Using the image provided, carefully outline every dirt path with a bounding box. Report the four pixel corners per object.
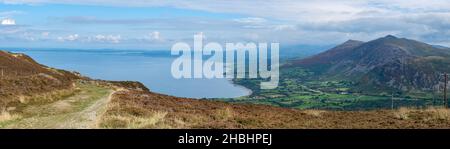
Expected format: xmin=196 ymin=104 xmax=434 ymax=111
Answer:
xmin=2 ymin=84 xmax=117 ymax=129
xmin=54 ymin=90 xmax=115 ymax=128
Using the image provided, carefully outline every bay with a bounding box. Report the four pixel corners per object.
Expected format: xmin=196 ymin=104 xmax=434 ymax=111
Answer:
xmin=8 ymin=48 xmax=250 ymax=98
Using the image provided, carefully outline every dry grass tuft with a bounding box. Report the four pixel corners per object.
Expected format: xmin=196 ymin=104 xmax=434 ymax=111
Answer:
xmin=394 ymin=107 xmax=450 ymax=121
xmin=303 ymin=110 xmax=326 ymax=117
xmin=426 ymin=107 xmax=450 ymax=120
xmin=26 ymin=88 xmax=78 ymax=104
xmin=214 ymin=107 xmax=234 ymax=121
xmin=100 ymin=111 xmax=168 ymax=129
xmin=99 ymin=98 xmax=170 ymax=128
xmin=0 ymin=110 xmax=21 ymax=122
xmin=394 ymin=107 xmax=411 ymax=120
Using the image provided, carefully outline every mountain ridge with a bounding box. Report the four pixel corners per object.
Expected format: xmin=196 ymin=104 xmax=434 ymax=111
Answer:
xmin=287 ymin=35 xmax=450 ymax=93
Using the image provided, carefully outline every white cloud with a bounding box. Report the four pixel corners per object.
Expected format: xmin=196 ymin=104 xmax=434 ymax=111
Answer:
xmin=273 ymin=25 xmax=296 ymax=31
xmin=233 ymin=17 xmax=269 ymax=29
xmin=234 ymin=17 xmax=267 ymax=24
xmin=3 ymin=0 xmax=450 ymax=23
xmin=145 ymin=31 xmax=161 ymax=41
xmin=140 ymin=31 xmax=168 ymax=44
xmin=41 ymin=31 xmax=50 ymax=37
xmin=0 ymin=0 xmax=414 ymax=22
xmin=57 ymin=34 xmax=122 ymax=43
xmin=90 ymin=34 xmax=121 ymax=43
xmin=0 ymin=10 xmax=24 ymax=17
xmin=57 ymin=34 xmax=79 ymax=42
xmin=2 ymin=0 xmax=450 ymax=46
xmin=1 ymin=18 xmax=16 ymax=25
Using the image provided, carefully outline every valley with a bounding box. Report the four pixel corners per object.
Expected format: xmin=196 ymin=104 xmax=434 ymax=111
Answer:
xmin=228 ymin=35 xmax=449 ymax=110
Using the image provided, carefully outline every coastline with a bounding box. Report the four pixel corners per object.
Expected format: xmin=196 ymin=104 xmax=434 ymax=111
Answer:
xmin=227 ymin=78 xmax=253 ymax=98
xmin=223 ymin=66 xmax=253 ymax=98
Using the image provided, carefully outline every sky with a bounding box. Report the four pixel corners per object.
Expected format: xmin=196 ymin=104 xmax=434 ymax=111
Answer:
xmin=1 ymin=0 xmax=450 ymax=49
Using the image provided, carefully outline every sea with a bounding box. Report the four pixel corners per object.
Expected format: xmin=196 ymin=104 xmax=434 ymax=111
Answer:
xmin=6 ymin=48 xmax=251 ymax=99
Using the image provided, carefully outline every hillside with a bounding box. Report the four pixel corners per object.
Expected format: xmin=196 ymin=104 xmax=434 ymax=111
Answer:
xmin=100 ymin=89 xmax=450 ymax=128
xmin=288 ymin=35 xmax=450 ymax=93
xmin=0 ymin=50 xmax=81 ymax=109
xmin=231 ymin=35 xmax=450 ymax=110
xmin=1 ymin=50 xmax=450 ymax=128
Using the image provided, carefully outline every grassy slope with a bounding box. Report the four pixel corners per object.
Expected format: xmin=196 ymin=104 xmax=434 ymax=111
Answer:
xmin=1 ymin=81 xmax=449 ymax=129
xmin=0 ymin=50 xmax=80 ymax=109
xmin=98 ymin=89 xmax=450 ymax=128
xmin=0 ymin=82 xmax=112 ymax=128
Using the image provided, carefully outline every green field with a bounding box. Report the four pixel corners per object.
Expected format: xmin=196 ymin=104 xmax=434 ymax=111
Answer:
xmin=223 ymin=67 xmax=443 ymax=110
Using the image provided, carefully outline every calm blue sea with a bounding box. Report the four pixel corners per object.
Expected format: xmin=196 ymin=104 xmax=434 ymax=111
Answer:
xmin=7 ymin=48 xmax=250 ymax=98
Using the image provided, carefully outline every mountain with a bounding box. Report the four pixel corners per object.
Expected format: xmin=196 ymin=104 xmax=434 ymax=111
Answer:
xmin=287 ymin=35 xmax=450 ymax=93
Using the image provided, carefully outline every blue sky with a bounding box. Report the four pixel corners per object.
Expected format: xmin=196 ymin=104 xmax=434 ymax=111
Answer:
xmin=1 ymin=0 xmax=450 ymax=49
